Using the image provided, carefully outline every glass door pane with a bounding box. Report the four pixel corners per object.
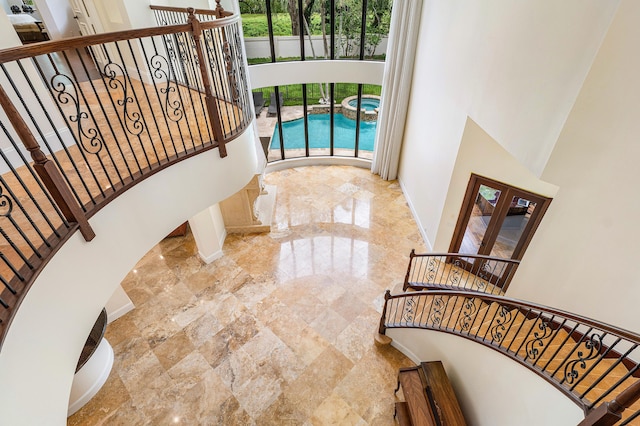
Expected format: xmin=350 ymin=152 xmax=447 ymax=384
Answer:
xmin=489 ymin=197 xmax=536 ymax=259
xmin=459 ymin=184 xmax=502 ymax=254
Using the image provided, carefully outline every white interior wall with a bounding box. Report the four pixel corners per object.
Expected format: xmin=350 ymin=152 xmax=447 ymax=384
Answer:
xmin=33 ymin=0 xmax=78 ymax=39
xmin=398 ymin=0 xmax=618 ymax=249
xmin=509 ymin=0 xmax=640 ymax=332
xmin=0 ymin=131 xmax=258 ymax=425
xmin=432 ymin=118 xmax=559 ymax=251
xmin=388 ymin=328 xmax=584 ymax=425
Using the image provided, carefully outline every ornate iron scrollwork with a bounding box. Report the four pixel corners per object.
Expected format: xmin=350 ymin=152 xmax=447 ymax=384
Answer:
xmin=490 ymin=305 xmax=513 ymax=343
xmin=222 ymin=39 xmax=240 ymax=102
xmin=0 ymin=185 xmax=12 ymax=218
xmin=425 ymin=257 xmax=438 ymax=283
xmin=563 ymin=333 xmax=603 ymax=384
xmin=50 ymin=74 xmax=103 ymax=155
xmin=103 ymin=62 xmax=144 ymax=137
xmin=472 ymin=260 xmax=492 ymax=291
xmin=448 ymin=259 xmax=463 ymax=286
xmin=525 ymin=317 xmax=554 ymax=361
xmin=429 ymin=295 xmax=445 ymax=326
xmin=150 ymin=54 xmax=184 ymax=123
xmin=458 ymin=297 xmax=478 ymax=331
xmin=402 ymin=297 xmax=416 ymax=323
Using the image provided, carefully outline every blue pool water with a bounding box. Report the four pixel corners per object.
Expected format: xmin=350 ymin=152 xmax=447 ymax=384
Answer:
xmin=348 ymin=98 xmax=380 ymax=111
xmin=271 ymin=114 xmax=377 ymax=151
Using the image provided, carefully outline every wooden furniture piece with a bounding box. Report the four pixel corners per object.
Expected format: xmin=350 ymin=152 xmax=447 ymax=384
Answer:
xmin=166 ymin=222 xmax=188 ymax=238
xmin=394 ymin=361 xmax=467 ymax=426
xmin=7 ymin=14 xmax=48 ymax=43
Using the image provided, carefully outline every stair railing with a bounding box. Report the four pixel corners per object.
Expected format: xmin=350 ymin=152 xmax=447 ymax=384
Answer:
xmin=404 ymin=249 xmax=520 ymax=294
xmin=0 ymin=7 xmax=252 ymax=347
xmin=579 ymin=380 xmax=640 ymax=425
xmin=151 ymin=1 xmax=232 ymax=25
xmin=379 ymin=289 xmax=640 ymax=424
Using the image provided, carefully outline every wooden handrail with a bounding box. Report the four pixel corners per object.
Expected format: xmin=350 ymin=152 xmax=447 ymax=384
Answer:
xmin=0 ymin=15 xmax=238 ymax=64
xmin=384 ymin=290 xmax=640 ymax=343
xmin=381 ymin=288 xmax=640 ymax=422
xmin=410 ymin=251 xmax=521 ymax=265
xmin=150 ymin=2 xmax=233 ymax=19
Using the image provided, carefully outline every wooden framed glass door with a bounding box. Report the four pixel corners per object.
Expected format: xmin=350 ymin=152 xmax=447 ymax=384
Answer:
xmin=449 ymin=174 xmax=552 ymax=289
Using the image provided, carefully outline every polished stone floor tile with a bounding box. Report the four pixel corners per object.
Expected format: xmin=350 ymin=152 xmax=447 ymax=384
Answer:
xmin=68 ymin=165 xmax=424 ymax=425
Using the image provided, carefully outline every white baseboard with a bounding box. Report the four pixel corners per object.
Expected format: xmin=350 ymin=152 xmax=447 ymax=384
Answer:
xmin=389 ymin=336 xmax=421 ymax=365
xmin=265 ymin=156 xmax=371 ymax=173
xmin=199 ymin=248 xmax=223 ymax=264
xmin=198 ymin=229 xmax=226 ymax=264
xmin=106 ymin=301 xmax=135 ymax=324
xmin=398 ymin=177 xmax=433 ymax=252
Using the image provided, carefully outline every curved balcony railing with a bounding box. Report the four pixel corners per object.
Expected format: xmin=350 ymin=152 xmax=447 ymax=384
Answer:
xmin=403 ymin=249 xmax=521 ymax=294
xmin=380 ymin=289 xmax=640 ymax=425
xmin=0 ymin=7 xmax=252 ymax=347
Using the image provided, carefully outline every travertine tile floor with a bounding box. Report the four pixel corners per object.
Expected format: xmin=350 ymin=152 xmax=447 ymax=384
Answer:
xmin=68 ymin=165 xmax=426 ymax=425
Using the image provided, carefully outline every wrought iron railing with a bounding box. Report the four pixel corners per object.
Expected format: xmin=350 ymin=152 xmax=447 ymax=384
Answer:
xmin=0 ymin=7 xmax=252 ymax=347
xmin=403 ymin=249 xmax=520 ymax=294
xmin=379 ymin=290 xmax=640 ymax=424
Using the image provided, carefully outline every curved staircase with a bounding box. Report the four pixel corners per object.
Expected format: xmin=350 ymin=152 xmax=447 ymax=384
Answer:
xmin=380 ymin=252 xmax=640 ymax=425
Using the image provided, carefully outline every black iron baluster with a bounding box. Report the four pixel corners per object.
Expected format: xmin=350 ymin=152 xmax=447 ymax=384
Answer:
xmin=579 ymin=343 xmax=638 ymax=400
xmin=589 ymin=364 xmax=640 ymax=408
xmin=532 ymin=318 xmax=567 ymax=368
xmin=514 ymin=311 xmax=544 ymax=358
xmin=96 ymin=47 xmax=145 ymax=174
xmin=112 ymin=42 xmax=157 ymax=167
xmin=58 ymin=49 xmax=112 ymax=198
xmin=126 ymin=39 xmax=169 ymax=161
xmin=568 ymin=336 xmax=620 ymax=390
xmin=0 ymin=129 xmax=61 ymax=238
xmin=560 ymin=331 xmax=603 ymax=385
xmin=0 ymin=174 xmax=46 ymax=255
xmin=523 ymin=315 xmax=555 ymax=363
xmin=155 ymin=34 xmax=190 ymax=154
xmin=505 ymin=308 xmax=532 ymax=353
xmin=78 ymin=47 xmax=133 ymax=184
xmin=540 ymin=322 xmax=580 ymax=372
xmin=26 ymin=58 xmax=97 ymax=208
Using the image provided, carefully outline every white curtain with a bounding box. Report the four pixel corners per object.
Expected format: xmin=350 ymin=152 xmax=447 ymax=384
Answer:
xmin=372 ymin=0 xmax=423 ymax=180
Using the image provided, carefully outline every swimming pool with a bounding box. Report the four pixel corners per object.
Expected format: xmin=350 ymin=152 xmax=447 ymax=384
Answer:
xmin=348 ymin=98 xmax=380 ymax=111
xmin=270 ymin=114 xmax=377 ymax=151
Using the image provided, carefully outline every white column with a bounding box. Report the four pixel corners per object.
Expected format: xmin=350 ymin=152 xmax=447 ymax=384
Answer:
xmin=67 ymin=338 xmax=114 ymax=416
xmin=189 ymin=204 xmax=227 ymax=264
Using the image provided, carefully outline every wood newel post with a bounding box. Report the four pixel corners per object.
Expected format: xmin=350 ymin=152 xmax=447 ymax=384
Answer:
xmin=403 ymin=249 xmax=415 ymax=290
xmin=379 ymin=290 xmax=391 ymax=335
xmin=0 ymin=84 xmax=95 ymax=241
xmin=187 ymin=8 xmax=228 ymax=158
xmin=578 ymin=380 xmax=640 ymax=426
xmin=213 ymin=0 xmax=233 ymax=18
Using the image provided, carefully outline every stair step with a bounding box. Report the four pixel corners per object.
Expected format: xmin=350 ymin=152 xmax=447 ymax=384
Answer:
xmin=394 ymin=402 xmax=411 ymax=426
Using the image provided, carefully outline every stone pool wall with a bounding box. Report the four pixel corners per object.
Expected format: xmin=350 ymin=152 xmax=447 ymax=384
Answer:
xmin=306 ymin=95 xmax=380 ymax=122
